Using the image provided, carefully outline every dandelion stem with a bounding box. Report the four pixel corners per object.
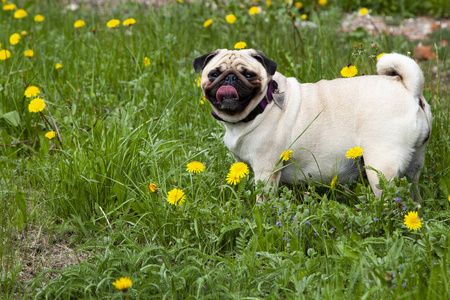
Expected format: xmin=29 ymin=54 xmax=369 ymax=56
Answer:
xmin=356 ymin=158 xmax=365 ymax=186
xmin=0 ymin=139 xmax=39 ymax=147
xmin=39 ymin=111 xmax=53 ymax=132
xmin=195 ymin=174 xmax=207 ymax=212
xmin=45 ymin=106 xmax=63 ymax=149
xmin=287 ymin=6 xmax=306 ymax=62
xmin=195 ymin=175 xmax=203 ymax=198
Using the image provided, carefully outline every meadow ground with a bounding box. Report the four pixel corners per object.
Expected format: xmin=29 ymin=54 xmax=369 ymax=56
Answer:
xmin=1 ymin=0 xmax=449 ymax=299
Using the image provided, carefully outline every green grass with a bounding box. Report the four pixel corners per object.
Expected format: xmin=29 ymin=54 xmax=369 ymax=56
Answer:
xmin=1 ymin=0 xmax=449 ymax=299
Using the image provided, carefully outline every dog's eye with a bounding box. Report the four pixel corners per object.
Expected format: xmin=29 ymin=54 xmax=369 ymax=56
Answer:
xmin=244 ymin=72 xmax=257 ymax=80
xmin=208 ymin=71 xmax=220 ymax=81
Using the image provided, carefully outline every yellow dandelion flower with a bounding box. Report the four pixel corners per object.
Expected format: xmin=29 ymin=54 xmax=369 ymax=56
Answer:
xmin=318 ymin=0 xmax=327 ymax=6
xmin=294 ymin=2 xmax=303 ymax=8
xmin=112 ymin=277 xmax=132 ymax=291
xmin=340 ymin=65 xmax=358 ymax=78
xmin=144 ymin=57 xmax=150 ymax=67
xmin=203 ymin=19 xmax=213 ymax=28
xmin=448 ymin=195 xmax=450 ymax=202
xmin=0 ymin=49 xmax=11 ymax=60
xmin=330 ymin=175 xmax=337 ymax=188
xmin=195 ymin=76 xmax=201 ymax=87
xmin=45 ymin=131 xmax=56 ymax=140
xmin=280 ymin=150 xmax=293 ymax=161
xmin=123 ymin=18 xmax=136 ymax=26
xmin=24 ymin=86 xmax=40 ymax=98
xmin=200 ymin=96 xmax=206 ymax=105
xmin=301 ymin=14 xmax=307 ymax=20
xmin=177 ymin=0 xmax=183 ymax=2
xmin=226 ymin=14 xmax=236 ymax=24
xmin=34 ymin=14 xmax=45 ymax=22
xmin=266 ymin=0 xmax=272 ymax=6
xmin=106 ymin=19 xmax=120 ymax=28
xmin=28 ymin=98 xmax=46 ymax=113
xmin=226 ymin=171 xmax=241 ymax=185
xmin=186 ymin=161 xmax=205 ymax=174
xmin=55 ymin=63 xmax=63 ymax=69
xmin=9 ymin=33 xmax=21 ymax=45
xmin=403 ymin=211 xmax=423 ymax=231
xmin=21 ymin=31 xmax=27 ymax=36
xmin=346 ymin=146 xmax=363 ymax=160
xmin=377 ymin=53 xmax=386 ymax=60
xmin=359 ymin=8 xmax=369 ymax=16
xmin=229 ymin=162 xmax=249 ymax=179
xmin=167 ymin=188 xmax=186 ymax=206
xmin=148 ymin=183 xmax=157 ymax=193
xmin=234 ymin=41 xmax=247 ymax=50
xmin=24 ymin=49 xmax=34 ymax=58
xmin=249 ymin=6 xmax=260 ymax=15
xmin=14 ymin=8 xmax=27 ymax=18
xmin=74 ymin=19 xmax=86 ymax=28
xmin=3 ymin=4 xmax=16 ymax=11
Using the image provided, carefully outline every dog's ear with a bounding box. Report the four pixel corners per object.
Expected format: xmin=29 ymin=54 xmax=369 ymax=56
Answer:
xmin=252 ymin=51 xmax=277 ymax=75
xmin=193 ymin=50 xmax=219 ymax=73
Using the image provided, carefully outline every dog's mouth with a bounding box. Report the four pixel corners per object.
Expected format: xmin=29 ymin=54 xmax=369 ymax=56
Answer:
xmin=216 ymin=86 xmax=239 ymax=103
xmin=204 ymin=71 xmax=262 ymax=115
xmin=207 ymin=87 xmax=256 ymax=114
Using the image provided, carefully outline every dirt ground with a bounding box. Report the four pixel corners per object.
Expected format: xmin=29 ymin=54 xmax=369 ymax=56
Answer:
xmin=342 ymin=14 xmax=450 ymax=42
xmin=5 ymin=224 xmax=91 ymax=295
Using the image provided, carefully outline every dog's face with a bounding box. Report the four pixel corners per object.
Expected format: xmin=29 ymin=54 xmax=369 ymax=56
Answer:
xmin=193 ymin=49 xmax=277 ymax=122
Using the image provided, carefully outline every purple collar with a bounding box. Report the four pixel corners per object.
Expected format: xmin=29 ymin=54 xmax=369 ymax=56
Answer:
xmin=211 ymin=80 xmax=277 ymax=123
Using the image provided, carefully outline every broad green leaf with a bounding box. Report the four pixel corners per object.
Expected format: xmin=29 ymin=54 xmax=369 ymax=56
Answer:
xmin=1 ymin=111 xmax=21 ymax=127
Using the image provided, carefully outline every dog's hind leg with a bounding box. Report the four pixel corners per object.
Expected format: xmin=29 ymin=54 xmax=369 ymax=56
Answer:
xmin=403 ymin=145 xmax=427 ymax=202
xmin=362 ymin=148 xmax=404 ymax=199
xmin=365 ymin=164 xmax=398 ymax=199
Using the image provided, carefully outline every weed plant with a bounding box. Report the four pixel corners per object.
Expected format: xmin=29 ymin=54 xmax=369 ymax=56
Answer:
xmin=1 ymin=0 xmax=449 ymax=299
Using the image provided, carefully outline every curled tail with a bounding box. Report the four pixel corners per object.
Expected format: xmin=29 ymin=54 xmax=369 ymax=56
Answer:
xmin=377 ymin=53 xmax=424 ymax=98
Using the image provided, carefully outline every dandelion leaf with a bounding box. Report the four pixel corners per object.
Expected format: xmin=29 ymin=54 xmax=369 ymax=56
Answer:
xmin=1 ymin=130 xmax=11 ymax=145
xmin=365 ymin=166 xmax=388 ymax=189
xmin=1 ymin=110 xmax=21 ymax=127
xmin=113 ymin=182 xmax=127 ymax=204
xmin=438 ymin=174 xmax=450 ymax=200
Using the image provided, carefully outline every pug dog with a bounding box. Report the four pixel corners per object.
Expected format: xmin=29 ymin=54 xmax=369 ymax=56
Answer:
xmin=193 ymin=49 xmax=432 ymax=199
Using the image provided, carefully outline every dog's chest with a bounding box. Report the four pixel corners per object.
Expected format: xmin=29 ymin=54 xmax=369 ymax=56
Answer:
xmin=223 ymin=125 xmax=254 ymax=164
xmin=223 ymin=118 xmax=286 ymax=168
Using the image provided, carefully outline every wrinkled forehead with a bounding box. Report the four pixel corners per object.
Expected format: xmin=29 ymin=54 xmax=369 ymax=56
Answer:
xmin=206 ymin=50 xmax=263 ymax=73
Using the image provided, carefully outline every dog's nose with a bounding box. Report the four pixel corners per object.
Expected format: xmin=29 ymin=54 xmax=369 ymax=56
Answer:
xmin=225 ymin=74 xmax=238 ymax=83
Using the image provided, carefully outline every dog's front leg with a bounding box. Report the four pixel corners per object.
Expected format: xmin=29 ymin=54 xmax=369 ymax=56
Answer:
xmin=253 ymin=165 xmax=282 ymax=202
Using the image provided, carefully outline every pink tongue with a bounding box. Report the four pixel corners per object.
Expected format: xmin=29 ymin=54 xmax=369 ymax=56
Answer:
xmin=216 ymin=86 xmax=239 ymax=102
